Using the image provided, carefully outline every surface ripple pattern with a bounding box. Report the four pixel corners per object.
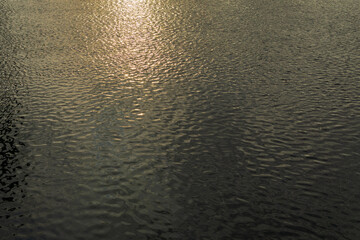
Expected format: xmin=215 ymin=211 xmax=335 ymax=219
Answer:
xmin=0 ymin=0 xmax=359 ymax=239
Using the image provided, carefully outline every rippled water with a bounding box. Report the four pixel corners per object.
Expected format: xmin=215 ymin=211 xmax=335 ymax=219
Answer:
xmin=1 ymin=0 xmax=359 ymax=239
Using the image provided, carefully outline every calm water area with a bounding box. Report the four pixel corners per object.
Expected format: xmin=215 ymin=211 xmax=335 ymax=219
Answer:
xmin=1 ymin=0 xmax=360 ymax=239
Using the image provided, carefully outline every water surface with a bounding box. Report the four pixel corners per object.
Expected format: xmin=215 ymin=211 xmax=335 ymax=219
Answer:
xmin=1 ymin=0 xmax=359 ymax=239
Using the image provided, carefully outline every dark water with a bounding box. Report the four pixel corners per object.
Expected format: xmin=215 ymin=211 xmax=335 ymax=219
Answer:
xmin=1 ymin=0 xmax=360 ymax=239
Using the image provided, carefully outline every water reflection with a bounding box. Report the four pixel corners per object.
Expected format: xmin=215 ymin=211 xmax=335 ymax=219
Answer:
xmin=0 ymin=5 xmax=27 ymax=236
xmin=0 ymin=92 xmax=26 ymax=222
xmin=1 ymin=0 xmax=360 ymax=239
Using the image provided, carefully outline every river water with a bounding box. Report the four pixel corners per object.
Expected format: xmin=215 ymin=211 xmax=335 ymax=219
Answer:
xmin=1 ymin=0 xmax=359 ymax=239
